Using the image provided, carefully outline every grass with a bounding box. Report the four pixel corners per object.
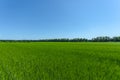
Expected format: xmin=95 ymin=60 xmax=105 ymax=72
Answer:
xmin=0 ymin=42 xmax=120 ymax=80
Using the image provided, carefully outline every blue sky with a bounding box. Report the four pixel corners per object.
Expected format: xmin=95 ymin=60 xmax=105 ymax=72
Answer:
xmin=0 ymin=0 xmax=120 ymax=39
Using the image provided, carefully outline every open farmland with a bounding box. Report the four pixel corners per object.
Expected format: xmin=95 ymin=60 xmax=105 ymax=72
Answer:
xmin=0 ymin=42 xmax=120 ymax=80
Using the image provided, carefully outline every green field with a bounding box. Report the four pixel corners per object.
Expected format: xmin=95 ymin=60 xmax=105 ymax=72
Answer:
xmin=0 ymin=42 xmax=120 ymax=80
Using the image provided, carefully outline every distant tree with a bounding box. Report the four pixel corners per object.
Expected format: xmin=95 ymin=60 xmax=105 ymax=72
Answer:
xmin=2 ymin=36 xmax=120 ymax=42
xmin=112 ymin=36 xmax=120 ymax=42
xmin=92 ymin=36 xmax=111 ymax=42
xmin=70 ymin=38 xmax=88 ymax=42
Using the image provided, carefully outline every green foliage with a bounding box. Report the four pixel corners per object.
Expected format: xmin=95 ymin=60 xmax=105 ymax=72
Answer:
xmin=1 ymin=36 xmax=120 ymax=42
xmin=0 ymin=42 xmax=120 ymax=80
xmin=92 ymin=36 xmax=111 ymax=42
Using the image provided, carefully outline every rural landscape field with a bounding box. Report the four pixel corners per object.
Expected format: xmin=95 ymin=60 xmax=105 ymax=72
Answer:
xmin=0 ymin=42 xmax=120 ymax=80
xmin=0 ymin=0 xmax=120 ymax=80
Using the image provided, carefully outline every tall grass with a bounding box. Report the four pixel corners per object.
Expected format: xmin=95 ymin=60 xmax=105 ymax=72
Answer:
xmin=0 ymin=42 xmax=120 ymax=80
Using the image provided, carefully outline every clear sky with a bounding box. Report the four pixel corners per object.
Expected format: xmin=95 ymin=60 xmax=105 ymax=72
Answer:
xmin=0 ymin=0 xmax=120 ymax=39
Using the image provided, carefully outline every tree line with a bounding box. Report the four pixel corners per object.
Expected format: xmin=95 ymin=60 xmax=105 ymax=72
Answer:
xmin=0 ymin=36 xmax=120 ymax=42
